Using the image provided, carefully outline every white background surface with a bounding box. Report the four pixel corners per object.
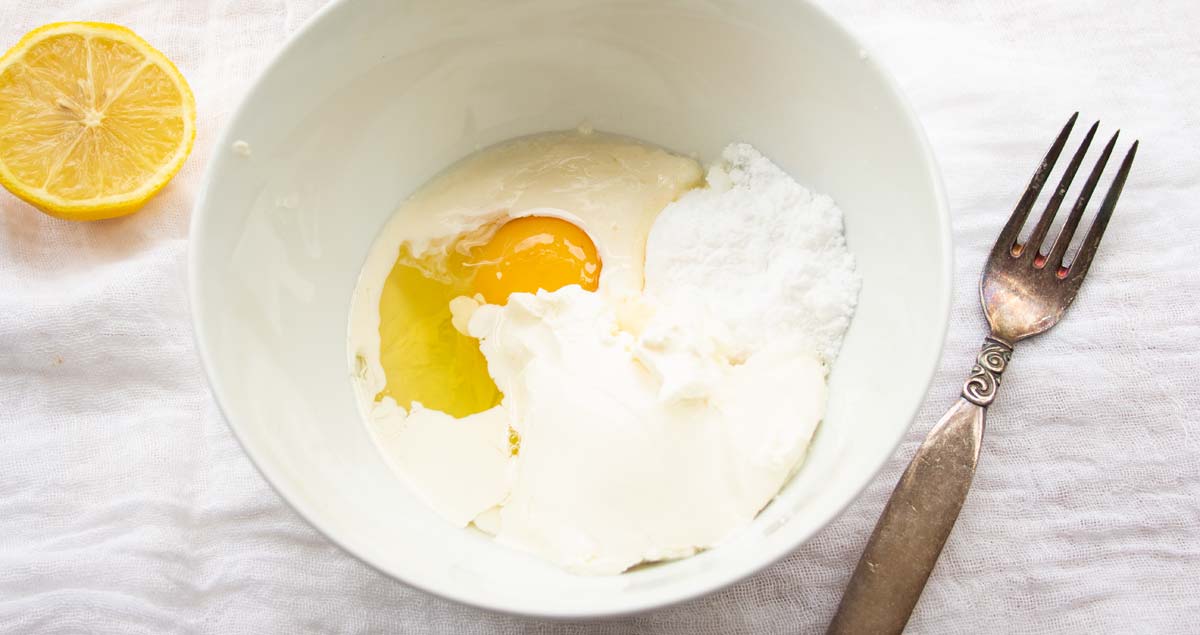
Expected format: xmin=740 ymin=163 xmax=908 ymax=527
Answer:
xmin=1 ymin=0 xmax=1197 ymax=633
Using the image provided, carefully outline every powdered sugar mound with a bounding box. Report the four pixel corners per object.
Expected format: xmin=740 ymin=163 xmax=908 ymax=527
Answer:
xmin=644 ymin=143 xmax=860 ymax=363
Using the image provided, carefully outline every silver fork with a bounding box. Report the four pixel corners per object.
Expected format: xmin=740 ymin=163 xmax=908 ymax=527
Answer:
xmin=827 ymin=114 xmax=1137 ymax=635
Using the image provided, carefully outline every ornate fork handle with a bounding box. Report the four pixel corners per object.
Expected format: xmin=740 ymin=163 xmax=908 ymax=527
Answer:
xmin=826 ymin=337 xmax=1013 ymax=635
xmin=963 ymin=337 xmax=1014 ymax=406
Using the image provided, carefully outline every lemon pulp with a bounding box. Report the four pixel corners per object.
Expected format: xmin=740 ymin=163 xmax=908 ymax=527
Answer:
xmin=0 ymin=22 xmax=196 ymax=220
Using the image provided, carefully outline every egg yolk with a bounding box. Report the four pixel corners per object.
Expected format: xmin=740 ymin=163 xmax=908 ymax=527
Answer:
xmin=469 ymin=216 xmax=601 ymax=304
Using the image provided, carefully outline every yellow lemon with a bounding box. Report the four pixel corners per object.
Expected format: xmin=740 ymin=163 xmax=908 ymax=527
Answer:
xmin=0 ymin=22 xmax=196 ymax=220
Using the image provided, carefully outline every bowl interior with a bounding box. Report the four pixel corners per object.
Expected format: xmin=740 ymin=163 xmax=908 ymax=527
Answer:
xmin=191 ymin=0 xmax=950 ymax=618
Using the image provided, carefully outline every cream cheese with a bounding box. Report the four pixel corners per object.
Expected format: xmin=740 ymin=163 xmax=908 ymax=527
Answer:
xmin=466 ymin=287 xmax=826 ymax=574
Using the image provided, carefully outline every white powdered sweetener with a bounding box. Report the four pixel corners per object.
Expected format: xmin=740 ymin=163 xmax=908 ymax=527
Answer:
xmin=646 ymin=143 xmax=859 ymax=362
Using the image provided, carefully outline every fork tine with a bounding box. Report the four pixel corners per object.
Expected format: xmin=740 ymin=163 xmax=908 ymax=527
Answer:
xmin=1022 ymin=121 xmax=1098 ymax=260
xmin=995 ymin=113 xmax=1078 ymax=256
xmin=1062 ymin=140 xmax=1137 ymax=280
xmin=1044 ymin=130 xmax=1119 ymax=269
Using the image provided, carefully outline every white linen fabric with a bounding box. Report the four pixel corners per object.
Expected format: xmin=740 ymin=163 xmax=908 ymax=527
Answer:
xmin=1 ymin=1 xmax=1197 ymax=633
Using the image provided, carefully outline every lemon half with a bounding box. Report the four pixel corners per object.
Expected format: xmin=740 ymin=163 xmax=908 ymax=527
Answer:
xmin=0 ymin=22 xmax=196 ymax=220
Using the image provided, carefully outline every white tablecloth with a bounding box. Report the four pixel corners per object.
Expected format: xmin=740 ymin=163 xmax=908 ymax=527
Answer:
xmin=2 ymin=1 xmax=1197 ymax=632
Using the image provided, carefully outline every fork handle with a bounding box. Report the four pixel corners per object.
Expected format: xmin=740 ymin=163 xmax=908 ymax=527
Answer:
xmin=827 ymin=338 xmax=1013 ymax=635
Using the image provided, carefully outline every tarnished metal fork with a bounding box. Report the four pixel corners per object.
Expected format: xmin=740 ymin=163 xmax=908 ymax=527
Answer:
xmin=827 ymin=114 xmax=1137 ymax=634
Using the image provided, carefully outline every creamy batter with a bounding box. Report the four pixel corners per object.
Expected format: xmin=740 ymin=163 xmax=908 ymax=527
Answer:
xmin=348 ymin=131 xmax=859 ymax=575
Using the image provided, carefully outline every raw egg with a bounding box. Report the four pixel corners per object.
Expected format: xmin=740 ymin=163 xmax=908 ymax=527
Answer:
xmin=376 ymin=247 xmax=501 ymax=419
xmin=469 ymin=216 xmax=601 ymax=305
xmin=374 ymin=215 xmax=600 ymax=418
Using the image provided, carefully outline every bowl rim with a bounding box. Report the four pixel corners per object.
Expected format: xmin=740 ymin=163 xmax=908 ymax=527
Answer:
xmin=188 ymin=0 xmax=953 ymax=620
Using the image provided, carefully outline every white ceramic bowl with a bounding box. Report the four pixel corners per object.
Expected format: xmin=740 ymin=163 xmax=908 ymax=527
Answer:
xmin=190 ymin=0 xmax=951 ymax=618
